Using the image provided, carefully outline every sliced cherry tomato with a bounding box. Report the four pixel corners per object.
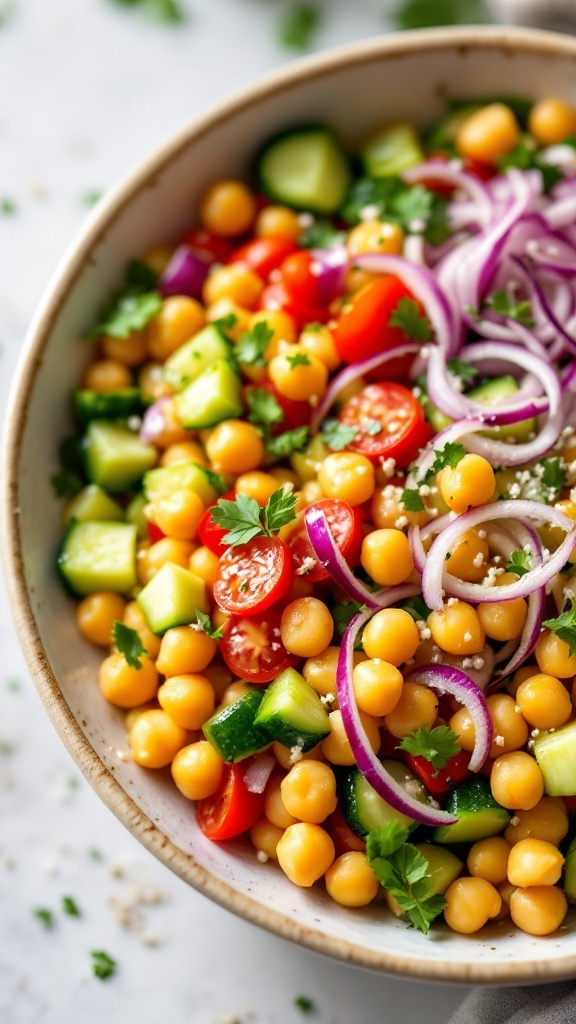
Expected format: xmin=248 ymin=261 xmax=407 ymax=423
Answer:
xmin=289 ymin=498 xmax=363 ymax=583
xmin=213 ymin=535 xmax=293 ymax=616
xmin=326 ymin=806 xmax=366 ymax=856
xmin=280 ymin=250 xmax=323 ymax=308
xmin=229 ymin=238 xmax=298 ymax=279
xmin=259 ymin=280 xmax=330 ymax=327
xmin=147 ymin=521 xmax=166 ymax=544
xmin=464 ymin=157 xmax=495 ymax=182
xmin=197 ymin=762 xmax=265 ymax=840
xmin=179 ymin=227 xmax=233 ymax=264
xmin=332 ymin=276 xmax=420 ymax=365
xmin=219 ymin=607 xmax=298 ymax=683
xmin=339 ymin=381 xmax=431 ymax=467
xmin=405 ymin=750 xmax=472 ymax=797
xmin=197 ymin=489 xmax=236 ymax=557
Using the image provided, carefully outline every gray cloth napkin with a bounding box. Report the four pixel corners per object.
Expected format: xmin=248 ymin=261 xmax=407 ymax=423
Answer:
xmin=450 ymin=983 xmax=576 ymax=1024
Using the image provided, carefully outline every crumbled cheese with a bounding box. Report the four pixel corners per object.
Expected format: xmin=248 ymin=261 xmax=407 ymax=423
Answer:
xmin=256 ymin=851 xmax=269 ymax=864
xmin=308 ymin=395 xmax=318 ymax=408
xmin=359 ymin=203 xmax=381 ymax=222
xmin=478 ymin=530 xmax=487 ymax=540
xmin=463 ymin=631 xmax=472 ymax=642
xmin=472 ymin=552 xmax=485 ymax=568
xmin=141 ymin=930 xmax=161 ymax=947
xmin=419 ymin=484 xmax=431 ymax=497
xmin=297 ymin=212 xmax=313 ymax=228
xmin=447 ymin=597 xmax=458 ymax=607
xmin=295 ymin=556 xmax=315 ymax=576
xmin=494 ymin=734 xmax=505 ymax=747
xmin=381 ymin=457 xmax=396 ymax=478
xmin=320 ymin=692 xmax=335 ymax=707
xmin=510 ymin=816 xmax=520 ymax=827
xmin=416 ymin=621 xmax=432 ymax=641
xmin=394 ymin=515 xmax=408 ymax=529
xmin=472 ymin=656 xmax=484 ymax=670
xmin=289 ymin=744 xmax=304 ymax=764
xmin=530 ymin=728 xmax=541 ymax=738
xmin=508 ymin=483 xmax=521 ymax=498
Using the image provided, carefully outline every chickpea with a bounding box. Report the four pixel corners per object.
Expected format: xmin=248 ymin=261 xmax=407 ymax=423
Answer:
xmin=371 ymin=484 xmax=429 ymax=531
xmin=200 ymin=180 xmax=256 ymax=237
xmin=322 ymin=709 xmax=381 ymax=766
xmin=205 ymin=419 xmax=265 ymax=475
xmin=362 ymin=608 xmax=419 ymax=665
xmin=509 ymin=886 xmax=568 ymax=936
xmin=280 ymin=761 xmax=338 ymax=824
xmin=507 ymin=839 xmax=564 ymax=888
xmin=203 ymin=263 xmax=264 ymax=310
xmin=384 ymin=682 xmax=438 ymax=739
xmin=83 ymin=359 xmax=132 ymax=392
xmin=157 ymin=674 xmax=215 ymax=730
xmin=535 ymin=629 xmax=576 ymax=679
xmin=77 ymin=592 xmax=126 ymax=647
xmin=137 ymin=537 xmax=196 ymax=586
xmin=138 ymin=361 xmax=173 ymax=404
xmin=219 ymin=681 xmax=254 ymax=708
xmin=160 ymin=441 xmax=209 ymax=469
xmin=123 ymin=600 xmax=161 ymax=659
xmin=171 ymin=740 xmax=224 ymax=799
xmin=446 ymin=530 xmax=490 ymax=583
xmin=280 ymin=598 xmax=334 ymax=658
xmin=487 ymin=693 xmax=530 ymax=758
xmin=147 ymin=296 xmax=206 ymax=362
xmin=129 ymin=709 xmax=190 ymax=768
xmin=491 ymin=752 xmax=544 ymax=811
xmin=303 ymin=645 xmax=366 ymax=698
xmin=249 ymin=818 xmax=284 ymax=861
xmin=272 ymin=741 xmax=326 ymax=770
xmin=346 ymin=220 xmax=404 ymax=258
xmin=456 ymin=103 xmax=521 ymax=166
xmin=477 ymin=595 xmax=528 ymax=643
xmin=318 ymin=452 xmax=375 ymax=506
xmin=268 ymin=346 xmax=328 ymax=403
xmin=299 ymin=324 xmax=340 ymax=372
xmin=360 ymin=529 xmax=414 ymax=587
xmin=438 ymin=454 xmax=495 ymax=513
xmin=151 ymin=489 xmax=205 ymax=542
xmin=467 ymin=836 xmax=511 ymax=885
xmin=206 ymin=299 xmax=252 ymax=341
xmin=235 ymin=472 xmax=283 ymax=506
xmin=255 ymin=205 xmax=301 ymax=241
xmin=529 ymin=97 xmax=576 ymax=145
xmin=276 ymin=823 xmax=335 ymax=887
xmin=325 ymin=852 xmax=379 ymax=907
xmin=352 ymin=659 xmax=404 ymax=718
xmin=504 ymin=797 xmax=569 ymax=847
xmin=428 ymin=601 xmax=485 ymax=656
xmin=156 ymin=626 xmax=216 ymax=676
xmin=444 ymin=877 xmax=502 ymax=934
xmin=515 ymin=673 xmax=572 ymax=731
xmin=99 ymin=653 xmax=158 ymax=708
xmin=264 ymin=775 xmax=299 ymax=829
xmin=102 ymin=330 xmax=148 ymax=367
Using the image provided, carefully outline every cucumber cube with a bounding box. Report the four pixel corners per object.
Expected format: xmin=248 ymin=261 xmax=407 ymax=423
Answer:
xmin=125 ymin=492 xmax=148 ymax=540
xmin=73 ymin=387 xmax=142 ymax=425
xmin=433 ymin=777 xmax=510 ymax=845
xmin=63 ymin=484 xmax=124 ymax=529
xmin=137 ymin=563 xmax=209 ymax=635
xmin=413 ymin=844 xmax=463 ymax=896
xmin=163 ymin=325 xmax=232 ymax=392
xmin=203 ymin=689 xmax=270 ymax=763
xmin=174 ymin=359 xmax=244 ymax=430
xmin=83 ymin=421 xmax=157 ymax=494
xmin=58 ymin=521 xmax=137 ymax=596
xmin=534 ymin=721 xmax=576 ymax=796
xmin=254 ymin=668 xmax=330 ymax=752
xmin=361 ymin=122 xmax=424 ymax=178
xmin=143 ymin=461 xmax=219 ymax=507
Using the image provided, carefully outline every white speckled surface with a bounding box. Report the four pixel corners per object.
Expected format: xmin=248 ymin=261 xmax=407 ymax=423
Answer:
xmin=0 ymin=3 xmax=474 ymax=1021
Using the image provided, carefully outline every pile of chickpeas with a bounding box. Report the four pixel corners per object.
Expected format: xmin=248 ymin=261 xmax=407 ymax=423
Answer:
xmin=69 ymin=95 xmax=576 ymax=937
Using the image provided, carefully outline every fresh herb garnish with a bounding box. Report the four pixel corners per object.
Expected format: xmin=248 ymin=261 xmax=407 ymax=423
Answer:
xmin=213 ymin=312 xmax=239 ymax=333
xmin=366 ymin=822 xmax=447 ymax=935
xmin=321 ymin=419 xmax=358 ymax=451
xmin=541 ymin=457 xmax=567 ymax=496
xmin=0 ymin=197 xmax=16 ymax=215
xmin=295 ymin=995 xmax=316 ymax=1014
xmin=107 ymin=0 xmax=184 ymax=23
xmin=341 ymin=176 xmax=449 ymax=245
xmin=505 ymin=549 xmax=533 ymax=577
xmin=210 ymin=488 xmax=297 ymax=546
xmin=62 ymin=896 xmax=81 ymax=917
xmin=332 ymin=600 xmax=366 ymax=647
xmin=245 ymin=387 xmax=307 ymax=460
xmin=90 ymin=261 xmax=161 ymax=339
xmin=365 ymin=419 xmax=383 ymax=436
xmin=286 ymin=351 xmax=311 ymax=370
xmin=399 ymin=725 xmax=460 ymax=770
xmin=543 ymin=598 xmax=576 ymax=657
xmin=391 ymin=0 xmax=489 ymax=29
xmin=91 ymin=950 xmax=117 ymax=980
xmin=266 ymin=426 xmax=310 ymax=460
xmin=82 ymin=190 xmax=103 ymax=207
xmin=399 ymin=594 xmax=433 ymax=621
xmin=447 ymin=358 xmax=478 ymax=383
xmin=51 ymin=468 xmax=84 ymax=499
xmin=112 ymin=622 xmax=147 ymax=669
xmin=279 ymin=3 xmax=321 ymax=51
xmin=298 ymin=220 xmax=346 ymax=250
xmin=401 ymin=487 xmax=426 ymax=513
xmin=235 ymin=321 xmax=274 ymax=368
xmin=194 ymin=609 xmax=224 ymax=641
xmin=498 ymin=136 xmax=563 ymax=193
xmin=33 ymin=908 xmax=54 ymax=929
xmin=246 ymin=387 xmax=285 ymax=427
xmin=389 ymin=297 xmax=432 ymax=342
xmin=484 ymin=289 xmax=534 ymax=327
xmin=424 ymin=442 xmax=466 ymax=481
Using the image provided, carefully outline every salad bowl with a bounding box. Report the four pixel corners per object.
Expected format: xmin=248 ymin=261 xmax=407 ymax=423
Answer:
xmin=5 ymin=25 xmax=576 ymax=983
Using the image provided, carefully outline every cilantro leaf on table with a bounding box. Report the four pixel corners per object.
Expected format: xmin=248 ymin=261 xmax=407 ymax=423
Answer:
xmin=298 ymin=219 xmax=346 ymax=250
xmin=295 ymin=996 xmax=315 ymax=1014
xmin=33 ymin=908 xmax=54 ymax=929
xmin=210 ymin=489 xmax=297 ymax=546
xmin=321 ymin=419 xmax=358 ymax=451
xmin=266 ymin=426 xmax=309 ymax=460
xmin=62 ymin=896 xmax=81 ymax=917
xmin=505 ymin=549 xmax=533 ymax=577
xmin=366 ymin=822 xmax=447 ymax=935
xmin=286 ymin=351 xmax=311 ymax=370
xmin=91 ymin=950 xmax=117 ymax=981
xmin=193 ymin=609 xmax=224 ymax=641
xmin=236 ymin=321 xmax=274 ymax=368
xmin=424 ymin=442 xmax=466 ymax=481
xmin=399 ymin=725 xmax=461 ymax=770
xmin=541 ymin=457 xmax=567 ymax=496
xmin=279 ymin=3 xmax=322 ymax=51
xmin=90 ymin=260 xmax=162 ymax=339
xmin=112 ymin=622 xmax=147 ymax=669
xmin=389 ymin=297 xmax=432 ymax=342
xmin=543 ymin=598 xmax=576 ymax=656
xmin=484 ymin=289 xmax=534 ymax=327
xmin=401 ymin=487 xmax=425 ymax=513
xmin=247 ymin=387 xmax=285 ymax=427
xmin=0 ymin=197 xmax=16 ymax=214
xmin=447 ymin=358 xmax=478 ymax=384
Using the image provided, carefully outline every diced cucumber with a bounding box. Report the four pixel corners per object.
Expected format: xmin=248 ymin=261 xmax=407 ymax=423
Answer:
xmin=125 ymin=492 xmax=148 ymax=540
xmin=533 ymin=721 xmax=576 ymax=796
xmin=253 ymin=668 xmax=330 ymax=752
xmin=563 ymin=837 xmax=576 ymax=904
xmin=73 ymin=388 xmax=143 ymax=425
xmin=257 ymin=127 xmax=352 ymax=215
xmin=136 ymin=562 xmax=209 ymax=635
xmin=163 ymin=325 xmax=233 ymax=392
xmin=83 ymin=421 xmax=158 ymax=494
xmin=203 ymin=690 xmax=270 ymax=763
xmin=62 ymin=484 xmax=124 ymax=529
xmin=339 ymin=761 xmax=429 ymax=838
xmin=290 ymin=435 xmax=329 ymax=483
xmin=143 ymin=461 xmax=219 ymax=507
xmin=360 ymin=122 xmax=424 ymax=178
xmin=433 ymin=777 xmax=511 ymax=845
xmin=467 ymin=375 xmax=536 ymax=443
xmin=419 ymin=394 xmax=452 ymax=435
xmin=58 ymin=521 xmax=137 ymax=596
xmin=174 ymin=359 xmax=244 ymax=430
xmin=413 ymin=843 xmax=463 ymax=896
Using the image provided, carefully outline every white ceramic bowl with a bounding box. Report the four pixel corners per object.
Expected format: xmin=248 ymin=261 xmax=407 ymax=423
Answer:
xmin=5 ymin=25 xmax=576 ymax=985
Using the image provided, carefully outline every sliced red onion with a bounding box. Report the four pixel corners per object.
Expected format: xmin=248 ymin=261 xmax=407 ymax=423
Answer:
xmin=243 ymin=753 xmax=275 ymax=794
xmin=310 ymin=247 xmax=348 ymax=306
xmin=139 ymin=396 xmax=171 ymax=444
xmin=159 ymin=244 xmax=212 ymax=300
xmin=543 ymin=194 xmax=576 ymax=230
xmin=403 ymin=160 xmax=493 ymax=224
xmin=337 ymin=611 xmax=456 ymax=826
xmin=419 ymin=500 xmax=576 ymax=610
xmin=408 ymin=416 xmax=488 ymax=487
xmin=309 ymin=342 xmax=420 ymax=434
xmin=513 ymin=255 xmax=576 ymax=357
xmin=406 ymin=665 xmax=493 ymax=772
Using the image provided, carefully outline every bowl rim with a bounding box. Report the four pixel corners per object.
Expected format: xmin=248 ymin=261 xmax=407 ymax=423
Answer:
xmin=4 ymin=24 xmax=576 ymax=984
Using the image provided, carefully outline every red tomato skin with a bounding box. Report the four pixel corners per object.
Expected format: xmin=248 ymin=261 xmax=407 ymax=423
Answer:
xmin=332 ymin=276 xmax=418 ymax=365
xmin=326 ymin=806 xmax=366 ymax=856
xmin=213 ymin=536 xmax=293 ymax=616
xmin=280 ymin=250 xmax=321 ymax=308
xmin=563 ymin=796 xmax=576 ymax=815
xmin=250 ymin=379 xmax=311 ymax=432
xmin=464 ymin=157 xmax=495 ymax=182
xmin=289 ymin=499 xmax=363 ymax=583
xmin=147 ymin=521 xmax=166 ymax=544
xmin=229 ymin=238 xmax=299 ymax=279
xmin=405 ymin=751 xmax=472 ymax=797
xmin=219 ymin=609 xmax=298 ymax=684
xmin=258 ymin=281 xmax=330 ymax=327
xmin=197 ymin=490 xmax=236 ymax=557
xmin=339 ymin=381 xmax=429 ymax=467
xmin=197 ymin=763 xmax=265 ymax=841
xmin=180 ymin=228 xmax=233 ymax=264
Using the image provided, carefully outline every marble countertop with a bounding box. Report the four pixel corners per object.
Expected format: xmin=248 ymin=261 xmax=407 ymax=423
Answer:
xmin=0 ymin=3 xmax=472 ymax=1021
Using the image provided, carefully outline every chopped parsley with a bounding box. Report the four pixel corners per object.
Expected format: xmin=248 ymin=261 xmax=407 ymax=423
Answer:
xmin=365 ymin=418 xmax=383 ymax=436
xmin=398 ymin=595 xmax=432 ymax=622
xmin=266 ymin=425 xmax=309 ymax=460
xmin=332 ymin=600 xmax=367 ymax=647
xmin=341 ymin=176 xmax=449 ymax=244
xmin=398 ymin=725 xmax=460 ymax=770
xmin=401 ymin=487 xmax=425 ymax=513
xmin=298 ymin=220 xmax=346 ymax=250
xmin=447 ymin=358 xmax=478 ymax=384
xmin=112 ymin=622 xmax=147 ymax=669
xmin=484 ymin=289 xmax=533 ymax=327
xmin=321 ymin=419 xmax=358 ymax=451
xmin=90 ymin=261 xmax=161 ymax=339
xmin=33 ymin=908 xmax=54 ymax=929
xmin=506 ymin=549 xmax=533 ymax=577
xmin=286 ymin=351 xmax=311 ymax=370
xmin=366 ymin=821 xmax=447 ymax=934
xmin=295 ymin=995 xmax=316 ymax=1014
xmin=0 ymin=197 xmax=16 ymax=215
xmin=213 ymin=312 xmax=238 ymax=333
xmin=235 ymin=321 xmax=274 ymax=368
xmin=543 ymin=598 xmax=576 ymax=657
xmin=541 ymin=457 xmax=567 ymax=496
xmin=498 ymin=136 xmax=563 ymax=193
xmin=62 ymin=896 xmax=81 ymax=917
xmin=210 ymin=488 xmax=297 ymax=546
xmin=51 ymin=467 xmax=84 ymax=499
xmin=279 ymin=3 xmax=322 ymax=51
xmin=246 ymin=387 xmax=285 ymax=427
xmin=82 ymin=190 xmax=103 ymax=207
xmin=194 ymin=609 xmax=224 ymax=641
xmin=91 ymin=950 xmax=117 ymax=981
xmin=391 ymin=0 xmax=489 ymax=29
xmin=425 ymin=442 xmax=466 ymax=481
xmin=389 ymin=298 xmax=432 ymax=342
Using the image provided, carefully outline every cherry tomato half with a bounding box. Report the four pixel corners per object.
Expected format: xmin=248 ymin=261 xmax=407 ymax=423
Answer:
xmin=179 ymin=227 xmax=233 ymax=264
xmin=197 ymin=762 xmax=265 ymax=840
xmin=213 ymin=535 xmax=293 ymax=616
xmin=147 ymin=521 xmax=166 ymax=545
xmin=339 ymin=381 xmax=432 ymax=467
xmin=197 ymin=490 xmax=236 ymax=557
xmin=219 ymin=607 xmax=298 ymax=684
xmin=289 ymin=498 xmax=363 ymax=583
xmin=405 ymin=750 xmax=472 ymax=797
xmin=229 ymin=237 xmax=299 ymax=279
xmin=259 ymin=280 xmax=330 ymax=327
xmin=325 ymin=806 xmax=366 ymax=856
xmin=332 ymin=276 xmax=419 ymax=365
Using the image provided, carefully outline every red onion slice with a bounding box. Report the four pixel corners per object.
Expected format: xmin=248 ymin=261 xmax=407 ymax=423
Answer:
xmin=403 ymin=160 xmax=493 ymax=224
xmin=159 ymin=244 xmax=212 ymax=300
xmin=337 ymin=611 xmax=457 ymax=827
xmin=310 ymin=247 xmax=348 ymax=306
xmin=406 ymin=665 xmax=493 ymax=772
xmin=139 ymin=396 xmax=171 ymax=444
xmin=243 ymin=753 xmax=275 ymax=794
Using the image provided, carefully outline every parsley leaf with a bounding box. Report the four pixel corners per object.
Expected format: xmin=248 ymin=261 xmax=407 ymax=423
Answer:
xmin=391 ymin=0 xmax=489 ymax=29
xmin=112 ymin=621 xmax=147 ymax=669
xmin=401 ymin=487 xmax=425 ymax=513
xmin=108 ymin=0 xmax=184 ymax=22
xmin=235 ymin=321 xmax=274 ymax=368
xmin=286 ymin=351 xmax=311 ymax=369
xmin=447 ymin=358 xmax=478 ymax=383
xmin=62 ymin=896 xmax=81 ymax=917
xmin=541 ymin=457 xmax=567 ymax=495
xmin=51 ymin=468 xmax=84 ymax=499
xmin=90 ymin=261 xmax=162 ymax=339
xmin=341 ymin=176 xmax=449 ymax=244
xmin=498 ymin=136 xmax=563 ymax=193
xmin=425 ymin=442 xmax=466 ymax=481
xmin=263 ymin=488 xmax=298 ymax=534
xmin=295 ymin=996 xmax=315 ymax=1014
xmin=33 ymin=908 xmax=54 ymax=929
xmin=266 ymin=426 xmax=310 ymax=460
xmin=194 ymin=609 xmax=223 ymax=641
xmin=210 ymin=489 xmax=297 ymax=545
xmin=321 ymin=419 xmax=358 ymax=451
xmin=398 ymin=595 xmax=433 ymax=622
xmin=246 ymin=387 xmax=285 ymax=427
xmin=82 ymin=190 xmax=103 ymax=207
xmin=365 ymin=418 xmax=382 ymax=436
xmin=366 ymin=823 xmax=447 ymax=935
xmin=505 ymin=549 xmax=533 ymax=577
xmin=392 ymin=184 xmax=435 ymax=227
xmin=389 ymin=298 xmax=432 ymax=342
xmin=484 ymin=289 xmax=534 ymax=327
xmin=279 ymin=3 xmax=322 ymax=51
xmin=1 ymin=197 xmax=16 ymax=215
xmin=298 ymin=219 xmax=346 ymax=250
xmin=213 ymin=312 xmax=238 ymax=333
xmin=332 ymin=600 xmax=365 ymax=644
xmin=399 ymin=725 xmax=460 ymax=770
xmin=543 ymin=598 xmax=576 ymax=657
xmin=91 ymin=950 xmax=117 ymax=981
